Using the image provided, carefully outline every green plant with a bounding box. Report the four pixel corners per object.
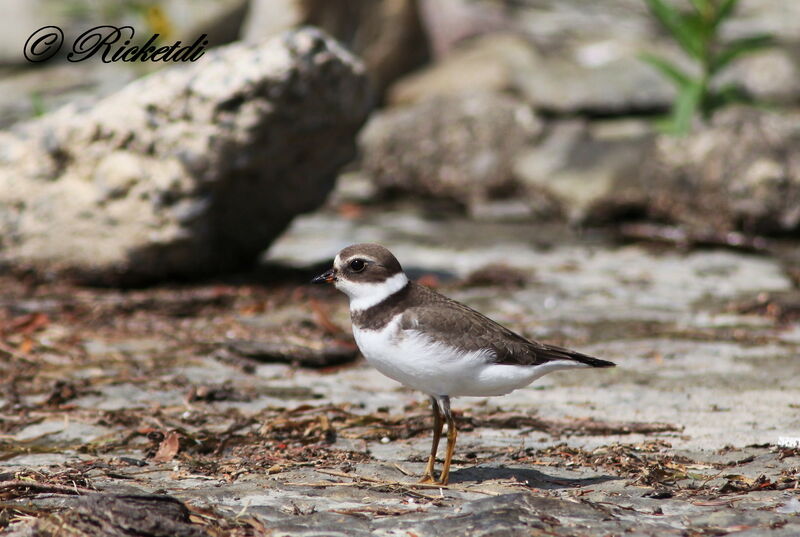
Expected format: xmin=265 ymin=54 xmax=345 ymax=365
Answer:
xmin=29 ymin=92 xmax=47 ymax=118
xmin=642 ymin=0 xmax=774 ymax=135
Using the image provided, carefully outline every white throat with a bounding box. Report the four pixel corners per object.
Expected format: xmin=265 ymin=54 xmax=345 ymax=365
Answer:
xmin=336 ymin=272 xmax=409 ymax=311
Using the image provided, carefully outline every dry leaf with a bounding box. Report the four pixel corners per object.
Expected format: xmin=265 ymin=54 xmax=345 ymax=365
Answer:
xmin=153 ymin=431 xmax=181 ymax=462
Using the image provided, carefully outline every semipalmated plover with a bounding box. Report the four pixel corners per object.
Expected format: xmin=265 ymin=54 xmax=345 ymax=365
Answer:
xmin=312 ymin=243 xmax=614 ymax=485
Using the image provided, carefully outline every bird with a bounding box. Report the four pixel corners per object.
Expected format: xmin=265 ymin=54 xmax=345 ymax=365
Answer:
xmin=312 ymin=243 xmax=615 ymax=485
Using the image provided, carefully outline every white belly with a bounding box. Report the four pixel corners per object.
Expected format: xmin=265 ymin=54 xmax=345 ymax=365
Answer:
xmin=352 ymin=315 xmax=587 ymax=397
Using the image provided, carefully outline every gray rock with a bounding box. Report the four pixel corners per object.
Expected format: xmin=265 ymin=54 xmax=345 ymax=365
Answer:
xmin=405 ymin=0 xmax=800 ymax=114
xmin=387 ymin=33 xmax=539 ymax=106
xmin=517 ymin=108 xmax=800 ymax=236
xmin=389 ymin=30 xmax=676 ymax=114
xmin=418 ymin=0 xmax=509 ymax=58
xmin=360 ymin=93 xmax=541 ymax=212
xmin=262 ymin=493 xmax=630 ymax=536
xmin=0 ymin=63 xmax=137 ymax=129
xmin=241 ymin=0 xmax=304 ymax=39
xmin=0 ymin=28 xmax=370 ymax=284
xmin=718 ymin=47 xmax=800 ymax=103
xmin=359 ymin=107 xmax=652 ymax=223
xmin=5 ymin=199 xmax=800 ymax=535
xmin=5 ymin=494 xmax=208 ymax=537
xmin=638 ymin=107 xmax=800 ymax=236
xmin=514 ymin=119 xmax=653 ymax=222
xmin=243 ymin=0 xmax=430 ymax=96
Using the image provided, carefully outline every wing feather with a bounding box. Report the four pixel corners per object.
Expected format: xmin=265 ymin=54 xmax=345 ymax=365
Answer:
xmin=398 ymin=285 xmax=614 ymax=368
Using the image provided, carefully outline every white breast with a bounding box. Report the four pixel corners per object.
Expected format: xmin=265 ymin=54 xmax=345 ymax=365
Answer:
xmin=352 ymin=315 xmax=588 ymax=397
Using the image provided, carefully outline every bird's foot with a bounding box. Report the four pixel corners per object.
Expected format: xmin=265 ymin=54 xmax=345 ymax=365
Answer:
xmin=418 ymin=474 xmax=450 ymax=485
xmin=417 ymin=473 xmax=438 ymax=484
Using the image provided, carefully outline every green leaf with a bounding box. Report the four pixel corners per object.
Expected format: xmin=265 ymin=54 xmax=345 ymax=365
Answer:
xmin=688 ymin=0 xmax=711 ymax=18
xmin=640 ymin=53 xmax=693 ymax=89
xmin=714 ymin=0 xmax=740 ymax=28
xmin=669 ymin=81 xmax=703 ymax=135
xmin=644 ymin=0 xmax=703 ymax=59
xmin=707 ymin=83 xmax=751 ymax=113
xmin=29 ymin=92 xmax=46 ymax=117
xmin=711 ymin=34 xmax=774 ymax=74
xmin=642 ymin=0 xmax=777 ymax=132
xmin=652 ymin=116 xmax=675 ymax=134
xmin=681 ymin=11 xmax=713 ymax=44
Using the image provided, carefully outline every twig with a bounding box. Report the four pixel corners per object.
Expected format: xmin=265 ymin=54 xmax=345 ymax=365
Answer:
xmin=287 ymin=472 xmax=427 ymax=500
xmin=699 ymin=469 xmax=726 ymax=489
xmin=284 ymin=481 xmax=354 ymax=487
xmin=469 ymin=414 xmax=681 ymax=437
xmin=314 ymin=468 xmax=500 ymax=496
xmin=0 ymin=342 xmax=34 ymax=363
xmin=330 ymin=506 xmax=427 ymax=517
xmin=308 ymin=469 xmax=439 ymax=499
xmin=392 ymin=463 xmax=413 ymax=476
xmin=315 ymin=468 xmax=396 ymax=482
xmin=0 ymin=480 xmax=95 ymax=496
xmin=619 ymin=223 xmax=770 ymax=253
xmin=0 ymin=502 xmax=53 ymax=516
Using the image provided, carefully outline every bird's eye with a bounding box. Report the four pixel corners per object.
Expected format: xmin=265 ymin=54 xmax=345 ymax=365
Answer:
xmin=349 ymin=259 xmax=366 ymax=272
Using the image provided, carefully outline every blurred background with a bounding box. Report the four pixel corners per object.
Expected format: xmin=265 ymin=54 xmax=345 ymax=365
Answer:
xmin=2 ymin=0 xmax=800 ymax=281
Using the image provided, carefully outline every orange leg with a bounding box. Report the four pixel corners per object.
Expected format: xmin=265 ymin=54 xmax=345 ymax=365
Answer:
xmin=419 ymin=397 xmax=444 ymax=483
xmin=437 ymin=397 xmax=457 ymax=485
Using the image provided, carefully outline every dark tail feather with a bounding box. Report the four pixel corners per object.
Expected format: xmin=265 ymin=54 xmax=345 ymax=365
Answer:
xmin=570 ymin=352 xmax=616 ymax=368
xmin=543 ymin=343 xmax=616 ymax=368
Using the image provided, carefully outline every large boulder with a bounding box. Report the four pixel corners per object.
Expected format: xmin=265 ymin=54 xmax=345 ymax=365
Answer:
xmin=637 ymin=108 xmax=800 ymax=236
xmin=387 ymin=33 xmax=540 ymax=106
xmin=515 ymin=108 xmax=800 ymax=237
xmin=360 ymin=100 xmax=800 ymax=239
xmin=359 ymin=93 xmax=541 ymax=213
xmin=0 ymin=28 xmax=370 ymax=284
xmin=514 ymin=119 xmax=653 ymax=222
xmin=243 ymin=0 xmax=430 ymax=97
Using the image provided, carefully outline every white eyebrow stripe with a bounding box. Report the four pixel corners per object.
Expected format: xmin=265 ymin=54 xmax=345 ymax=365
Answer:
xmin=344 ymin=255 xmax=378 ymax=265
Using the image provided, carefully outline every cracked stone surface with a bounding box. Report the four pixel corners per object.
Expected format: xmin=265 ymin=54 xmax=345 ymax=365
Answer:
xmin=2 ymin=203 xmax=799 ymax=536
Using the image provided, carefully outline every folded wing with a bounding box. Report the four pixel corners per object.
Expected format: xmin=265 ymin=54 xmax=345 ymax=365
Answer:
xmin=399 ymin=297 xmax=615 ymax=369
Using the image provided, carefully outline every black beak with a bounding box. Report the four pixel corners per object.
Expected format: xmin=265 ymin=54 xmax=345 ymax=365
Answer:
xmin=311 ymin=268 xmax=335 ymax=284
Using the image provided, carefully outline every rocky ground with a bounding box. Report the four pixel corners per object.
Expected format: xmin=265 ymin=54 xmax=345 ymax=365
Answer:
xmin=2 ymin=200 xmax=799 ymax=536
